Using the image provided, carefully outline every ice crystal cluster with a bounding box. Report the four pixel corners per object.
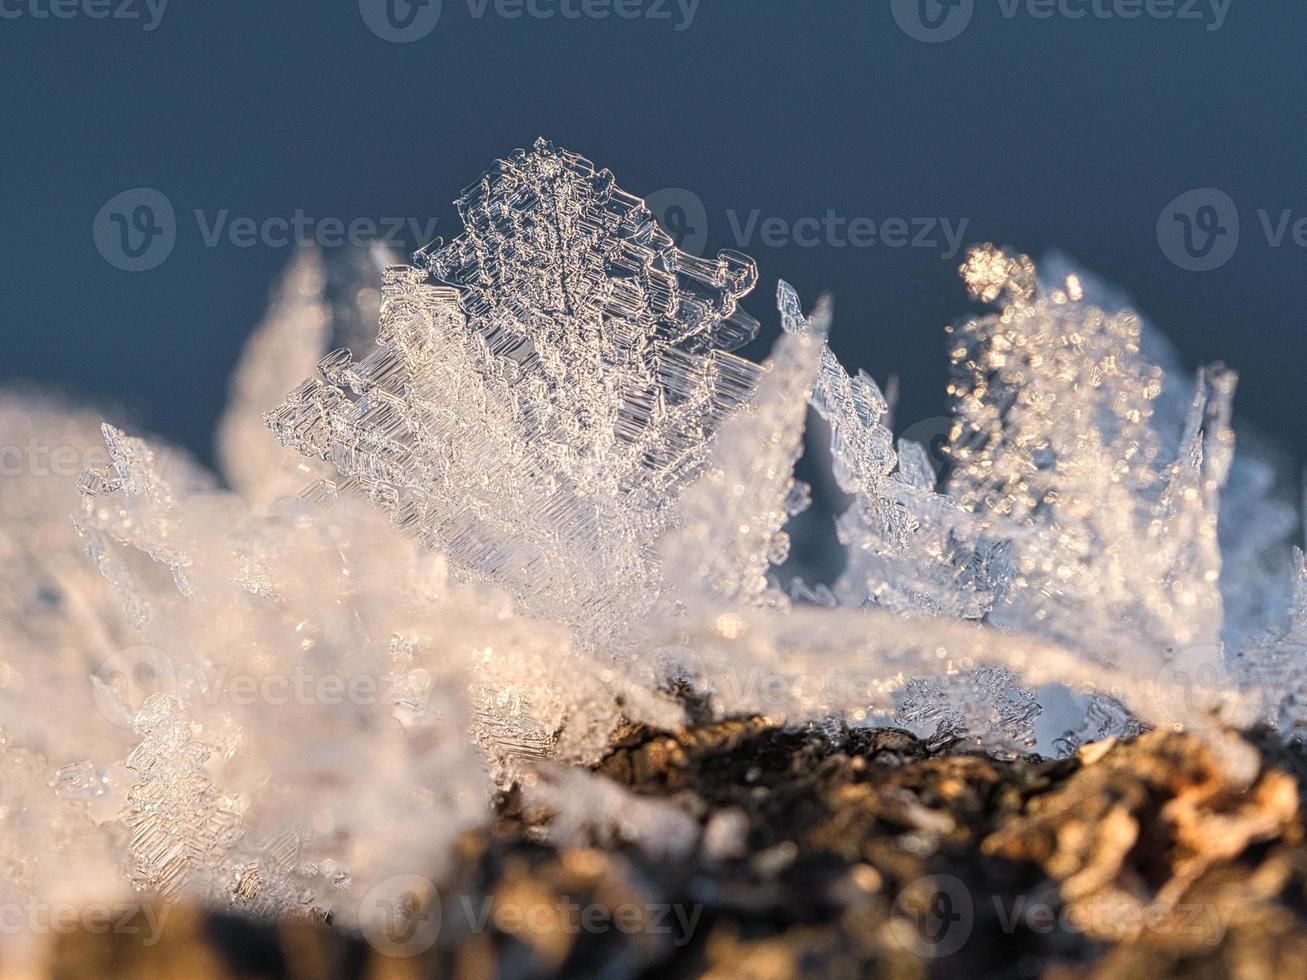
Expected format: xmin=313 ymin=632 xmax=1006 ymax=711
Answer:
xmin=2 ymin=138 xmax=1306 ymax=930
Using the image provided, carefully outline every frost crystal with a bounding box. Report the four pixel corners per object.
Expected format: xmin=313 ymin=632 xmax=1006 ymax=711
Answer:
xmin=896 ymin=665 xmax=1040 ymax=755
xmin=782 ymin=280 xmax=999 ymax=619
xmin=948 ymin=245 xmax=1232 ymax=660
xmin=217 ymin=245 xmax=394 ymax=507
xmin=1 ymin=141 xmax=1304 ymax=934
xmin=266 ymin=139 xmax=764 ymax=641
xmin=660 ymin=283 xmax=828 ymax=607
xmin=124 ymin=695 xmax=243 ymax=902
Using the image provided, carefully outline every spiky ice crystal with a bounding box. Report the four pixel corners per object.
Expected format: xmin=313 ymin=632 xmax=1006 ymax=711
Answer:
xmin=266 ymin=142 xmax=765 ymax=641
xmin=1 ymin=138 xmax=1305 ymax=933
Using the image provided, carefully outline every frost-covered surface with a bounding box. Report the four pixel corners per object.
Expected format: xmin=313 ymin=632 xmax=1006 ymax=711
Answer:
xmin=2 ymin=139 xmax=1305 ymax=929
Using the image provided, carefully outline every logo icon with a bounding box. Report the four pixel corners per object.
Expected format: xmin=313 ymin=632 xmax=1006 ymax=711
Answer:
xmin=1157 ymin=188 xmax=1239 ymax=272
xmin=645 ymin=188 xmax=709 ymax=257
xmin=1147 ymin=644 xmax=1249 ymax=734
xmin=359 ymin=0 xmax=442 ymax=42
xmin=93 ymin=189 xmax=176 ymax=272
xmin=91 ymin=645 xmax=178 ymax=728
xmin=897 ymin=416 xmax=955 ymax=485
xmin=626 ymin=643 xmax=713 ymax=700
xmin=890 ymin=874 xmax=973 ymax=958
xmin=359 ymin=874 xmax=442 ymax=956
xmin=891 ymin=0 xmax=974 ymax=43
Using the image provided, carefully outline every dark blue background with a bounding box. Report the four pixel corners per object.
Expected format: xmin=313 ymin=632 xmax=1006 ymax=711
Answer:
xmin=3 ymin=1 xmax=1303 ymax=470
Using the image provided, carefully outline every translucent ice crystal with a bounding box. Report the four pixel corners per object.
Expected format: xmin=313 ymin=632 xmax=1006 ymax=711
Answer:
xmin=1234 ymin=548 xmax=1307 ymax=741
xmin=217 ymin=245 xmax=395 ymax=507
xmin=2 ymin=141 xmax=1306 ymax=937
xmin=266 ymin=139 xmax=765 ymax=643
xmin=124 ymin=695 xmax=244 ymax=902
xmin=780 ymin=280 xmax=1000 ymax=619
xmin=947 ymin=245 xmax=1233 ymax=661
xmin=779 ymin=242 xmax=1259 ymax=745
xmin=65 ymin=386 xmax=493 ymax=921
xmin=659 ymin=282 xmax=829 ymax=608
xmin=896 ymin=664 xmax=1040 ymax=756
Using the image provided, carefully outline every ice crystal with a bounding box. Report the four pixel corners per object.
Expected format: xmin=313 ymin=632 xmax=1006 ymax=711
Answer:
xmin=124 ymin=695 xmax=243 ymax=902
xmin=266 ymin=139 xmax=764 ymax=642
xmin=1234 ymin=549 xmax=1307 ymax=740
xmin=217 ymin=245 xmax=394 ymax=506
xmin=896 ymin=664 xmax=1041 ymax=755
xmin=659 ymin=283 xmax=828 ymax=608
xmin=782 ymin=280 xmax=1000 ymax=619
xmin=1 ymin=140 xmax=1304 ymax=934
xmin=948 ymin=244 xmax=1232 ymax=660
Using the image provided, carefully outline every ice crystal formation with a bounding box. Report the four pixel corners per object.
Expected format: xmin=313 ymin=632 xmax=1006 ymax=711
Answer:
xmin=2 ymin=138 xmax=1305 ymax=929
xmin=266 ymin=142 xmax=765 ymax=641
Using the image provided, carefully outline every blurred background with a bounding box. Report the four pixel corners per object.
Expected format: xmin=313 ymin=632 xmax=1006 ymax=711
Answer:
xmin=2 ymin=0 xmax=1303 ymax=477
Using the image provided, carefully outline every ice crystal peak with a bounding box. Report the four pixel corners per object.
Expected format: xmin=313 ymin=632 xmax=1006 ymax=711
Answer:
xmin=266 ymin=138 xmax=767 ymax=641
